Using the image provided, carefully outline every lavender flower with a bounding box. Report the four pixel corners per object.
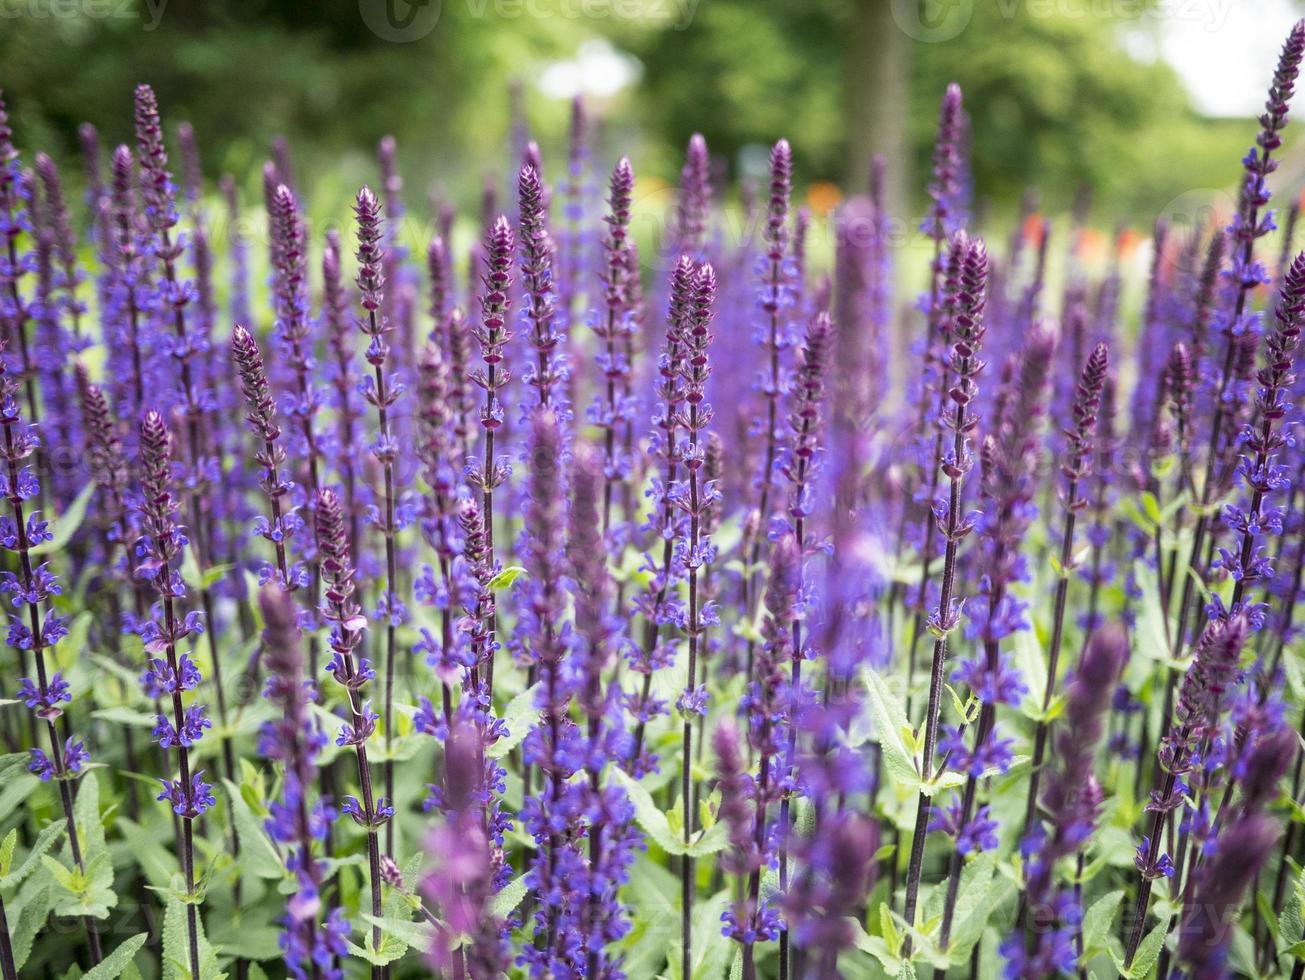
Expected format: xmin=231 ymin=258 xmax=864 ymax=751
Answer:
xmin=268 ymin=184 xmax=324 ymax=522
xmin=33 ymin=152 xmax=86 ymax=347
xmin=1177 ymin=815 xmax=1279 ymax=980
xmin=423 ymin=719 xmax=510 ymax=977
xmin=134 ymin=86 xmax=233 ymax=787
xmin=731 ymin=533 xmax=800 ymax=975
xmin=1172 ymin=19 xmax=1305 ymax=666
xmin=590 ymin=159 xmax=636 ymax=534
xmin=518 ymin=407 xmax=589 ymax=975
xmin=1213 ymin=250 xmax=1304 ymax=618
xmin=321 ymin=228 xmax=363 ymax=559
xmin=1022 ymin=341 xmax=1109 ymax=838
xmin=903 ymin=234 xmax=989 ymax=940
xmin=673 ymin=260 xmax=718 ymax=979
xmin=0 ymin=92 xmax=40 ymax=447
xmin=0 ymin=340 xmax=101 ymax=963
xmin=673 ymin=133 xmax=711 ymax=257
xmin=135 ymin=409 xmax=209 ymax=980
xmin=565 ymin=442 xmax=637 ymax=974
xmin=741 ymin=140 xmax=795 ymax=679
xmin=355 ymin=185 xmax=406 ymax=854
xmin=518 ymin=164 xmax=565 ymax=412
xmin=1006 ymin=625 xmax=1125 ymax=977
xmin=1125 ymin=612 xmax=1252 ymax=965
xmin=258 ymin=585 xmax=349 ymax=979
xmin=627 ymin=255 xmax=696 ymax=773
xmin=232 ymin=324 xmax=305 ymax=591
xmin=934 ymin=327 xmax=1054 ymax=951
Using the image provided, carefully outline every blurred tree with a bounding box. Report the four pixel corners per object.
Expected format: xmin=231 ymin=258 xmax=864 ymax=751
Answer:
xmin=631 ymin=0 xmax=1263 ymax=220
xmin=0 ymin=0 xmax=1282 ymax=224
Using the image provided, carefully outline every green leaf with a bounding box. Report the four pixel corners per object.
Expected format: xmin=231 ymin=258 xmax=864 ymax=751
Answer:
xmin=360 ymin=912 xmax=435 ymax=951
xmin=1111 ymin=920 xmax=1167 ymax=979
xmin=29 ymin=482 xmax=95 ymax=556
xmin=862 ymin=668 xmax=917 ymax=788
xmin=1132 ymin=561 xmax=1176 ymax=666
xmin=10 ymin=877 xmax=51 ymax=970
xmin=82 ymin=933 xmax=148 ymax=980
xmin=40 ymin=855 xmax=78 ymax=893
xmin=947 ymin=853 xmax=1008 ymax=956
xmin=486 ymin=683 xmax=542 ymax=759
xmin=161 ymin=897 xmax=222 ymax=979
xmin=223 ymin=780 xmax=285 ymax=881
xmin=1082 ymin=890 xmax=1123 ymax=956
xmin=665 ymin=889 xmax=732 ymax=980
xmin=346 ymin=931 xmax=410 ymax=966
xmin=74 ymin=772 xmax=109 ymax=856
xmin=685 ymin=819 xmax=729 ymax=858
xmin=117 ymin=816 xmax=180 ymax=891
xmin=1014 ymin=629 xmax=1048 ymax=720
xmin=611 ymin=769 xmax=691 ymax=855
xmin=1279 ymin=869 xmax=1305 ymax=957
xmin=0 ymin=829 xmax=14 ymax=878
xmin=487 ymin=565 xmax=527 ymax=590
xmin=849 ymin=916 xmax=900 ymax=974
xmin=0 ymin=759 xmax=39 ymax=815
xmin=490 ymin=873 xmax=527 ymax=920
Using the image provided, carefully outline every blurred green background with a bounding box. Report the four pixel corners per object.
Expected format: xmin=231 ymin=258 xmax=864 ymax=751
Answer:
xmin=2 ymin=0 xmax=1302 ymax=231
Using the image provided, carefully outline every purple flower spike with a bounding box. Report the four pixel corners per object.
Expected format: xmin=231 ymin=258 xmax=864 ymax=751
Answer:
xmin=424 ymin=720 xmax=510 ymax=977
xmin=258 ymin=585 xmax=347 ymax=979
xmin=518 ymin=164 xmax=565 ymax=412
xmin=673 ymin=133 xmax=711 ymax=255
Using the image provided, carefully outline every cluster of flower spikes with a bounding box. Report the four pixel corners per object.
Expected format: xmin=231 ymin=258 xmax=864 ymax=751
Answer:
xmin=422 ymin=719 xmax=511 ymax=977
xmin=668 ymin=261 xmax=720 ymax=719
xmin=931 ymin=328 xmax=1055 ymax=856
xmin=1213 ymin=249 xmax=1305 ymax=622
xmin=413 ymin=341 xmax=472 ymax=692
xmin=517 ymin=407 xmax=597 ymax=978
xmin=1135 ymin=612 xmax=1250 ymax=884
xmin=423 ymin=493 xmax=513 ymax=892
xmin=623 ymin=257 xmax=699 ymax=775
xmin=908 ymin=84 xmax=970 ymax=537
xmin=258 ymin=584 xmax=349 ymax=979
xmin=134 ymin=410 xmax=213 ymax=819
xmin=1 ymin=344 xmax=83 ymax=782
xmin=726 ymin=533 xmax=802 ymax=947
xmin=565 ymin=442 xmax=638 ymax=973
